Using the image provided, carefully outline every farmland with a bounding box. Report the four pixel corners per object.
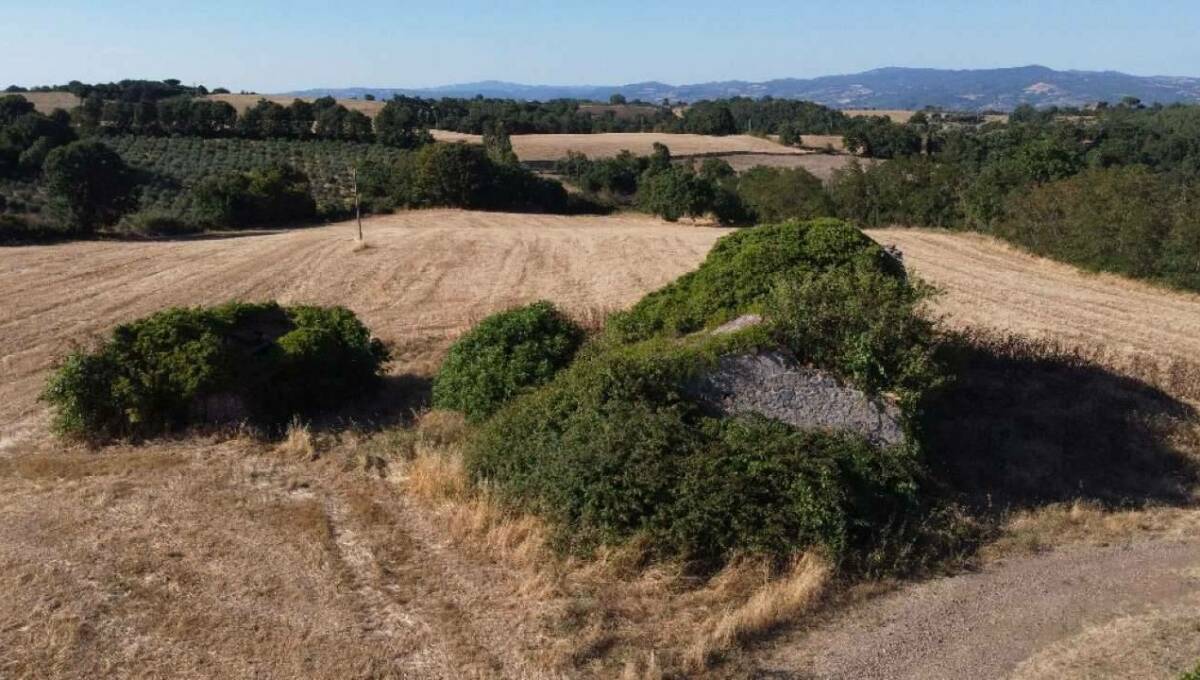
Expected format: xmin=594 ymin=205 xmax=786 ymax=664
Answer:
xmin=2 ymin=211 xmax=1199 ymax=677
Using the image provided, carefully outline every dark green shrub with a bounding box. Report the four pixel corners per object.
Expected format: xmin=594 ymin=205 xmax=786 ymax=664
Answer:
xmin=606 ymin=218 xmax=902 ymax=343
xmin=432 ymin=301 xmax=584 ymax=421
xmin=767 ymin=266 xmax=942 ymax=399
xmin=636 ymin=165 xmax=712 ymax=222
xmin=42 ymin=302 xmax=388 ymax=440
xmin=1181 ymin=661 xmax=1200 ymax=680
xmin=43 ymin=140 xmax=138 ymax=234
xmin=192 ymin=164 xmax=317 ymax=228
xmin=467 ymin=333 xmax=927 ymax=567
xmin=996 ymin=166 xmax=1193 ymax=285
xmin=117 ymin=210 xmax=199 ymax=236
xmin=737 ymin=166 xmax=835 ymax=222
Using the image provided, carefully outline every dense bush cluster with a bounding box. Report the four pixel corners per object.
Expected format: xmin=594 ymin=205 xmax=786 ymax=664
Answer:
xmin=0 ymin=95 xmax=75 ymax=178
xmin=606 ymin=218 xmax=902 ymax=342
xmin=468 ymin=333 xmax=928 ymax=566
xmin=432 ymin=301 xmax=584 ymax=421
xmin=103 ymin=134 xmax=410 ymax=222
xmin=192 ymin=164 xmax=317 ymax=228
xmin=357 ymin=142 xmax=573 ymax=214
xmin=461 ymin=219 xmax=944 ymax=568
xmin=42 ymin=302 xmax=388 ymax=439
xmin=70 ymin=91 xmax=430 ymax=147
xmin=824 ymin=102 xmax=1200 ymax=291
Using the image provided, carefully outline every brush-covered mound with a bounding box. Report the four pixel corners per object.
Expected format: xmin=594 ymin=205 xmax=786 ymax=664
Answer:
xmin=466 ymin=219 xmax=946 ymax=568
xmin=605 ymin=217 xmax=905 ymax=344
xmin=432 ymin=300 xmax=584 ymax=422
xmin=43 ymin=302 xmax=388 ymax=440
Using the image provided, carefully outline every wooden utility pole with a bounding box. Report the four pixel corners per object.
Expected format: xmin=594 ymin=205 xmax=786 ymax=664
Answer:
xmin=352 ymin=166 xmax=362 ymax=241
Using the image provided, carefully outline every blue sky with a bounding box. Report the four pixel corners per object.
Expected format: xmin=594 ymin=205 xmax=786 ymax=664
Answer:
xmin=2 ymin=1 xmax=1196 ymax=92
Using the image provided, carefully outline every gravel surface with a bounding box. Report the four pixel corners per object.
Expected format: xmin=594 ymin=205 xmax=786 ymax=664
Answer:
xmin=754 ymin=539 xmax=1200 ymax=679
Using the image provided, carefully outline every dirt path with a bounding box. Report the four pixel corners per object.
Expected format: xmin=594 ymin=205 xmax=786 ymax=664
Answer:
xmin=754 ymin=540 xmax=1200 ymax=679
xmin=0 ymin=210 xmax=729 ymax=447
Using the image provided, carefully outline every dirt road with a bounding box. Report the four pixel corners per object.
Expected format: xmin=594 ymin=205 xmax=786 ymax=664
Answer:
xmin=754 ymin=540 xmax=1200 ymax=679
xmin=0 ymin=210 xmax=729 ymax=446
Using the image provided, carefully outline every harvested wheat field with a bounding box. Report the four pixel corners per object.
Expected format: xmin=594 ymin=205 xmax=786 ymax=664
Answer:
xmin=0 ymin=210 xmax=728 ymax=448
xmin=506 ymin=132 xmax=804 ymax=162
xmin=4 ymin=217 xmax=1200 ymax=678
xmin=13 ymin=91 xmax=81 ymax=114
xmin=867 ymin=228 xmax=1200 ymax=400
xmin=205 ymin=93 xmax=387 ymax=117
xmin=434 ymin=130 xmax=810 ymax=161
xmin=695 ymin=152 xmax=872 ymax=179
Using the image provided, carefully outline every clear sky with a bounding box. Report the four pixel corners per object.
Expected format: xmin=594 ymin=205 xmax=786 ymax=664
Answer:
xmin=3 ymin=0 xmax=1197 ymax=92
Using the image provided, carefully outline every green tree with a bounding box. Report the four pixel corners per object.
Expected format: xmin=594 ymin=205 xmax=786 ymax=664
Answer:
xmin=43 ymin=140 xmax=138 ymax=234
xmin=376 ymin=99 xmax=433 ymax=149
xmin=609 ymin=93 xmax=627 ymax=105
xmin=737 ymin=166 xmax=835 ymax=222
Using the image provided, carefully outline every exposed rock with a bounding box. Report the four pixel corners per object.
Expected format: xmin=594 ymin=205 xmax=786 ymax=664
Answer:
xmin=710 ymin=313 xmax=764 ymax=335
xmin=687 ymin=350 xmax=906 ymax=447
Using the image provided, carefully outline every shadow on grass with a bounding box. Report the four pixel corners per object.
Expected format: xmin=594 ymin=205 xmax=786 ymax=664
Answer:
xmin=308 ymin=373 xmax=434 ymax=434
xmin=925 ymin=332 xmax=1199 ymax=514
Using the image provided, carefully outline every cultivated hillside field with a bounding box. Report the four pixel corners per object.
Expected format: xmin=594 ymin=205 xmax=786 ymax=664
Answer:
xmin=3 ymin=213 xmax=1199 ymax=677
xmin=867 ymin=228 xmax=1200 ymax=399
xmin=462 ymin=131 xmax=810 ymax=162
xmin=0 ymin=211 xmax=729 ymax=448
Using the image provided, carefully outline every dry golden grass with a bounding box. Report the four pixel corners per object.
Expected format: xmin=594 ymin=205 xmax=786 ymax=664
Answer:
xmin=0 ymin=210 xmax=729 ymax=449
xmin=692 ymin=152 xmax=871 ymax=180
xmin=844 ymin=108 xmax=917 ymax=123
xmin=462 ymin=132 xmax=807 ymax=162
xmin=203 ymin=93 xmax=386 ymax=117
xmin=389 ymin=411 xmax=837 ymax=676
xmin=12 ymin=91 xmax=81 ymax=113
xmin=869 ymin=228 xmax=1200 ymax=401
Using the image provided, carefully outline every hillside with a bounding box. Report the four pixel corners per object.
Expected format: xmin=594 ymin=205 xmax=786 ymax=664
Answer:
xmin=288 ymin=65 xmax=1200 ymax=110
xmin=3 ymin=214 xmax=1199 ymax=677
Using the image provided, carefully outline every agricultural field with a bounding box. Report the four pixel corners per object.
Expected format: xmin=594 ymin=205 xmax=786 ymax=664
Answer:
xmin=205 ymin=92 xmax=387 ymax=117
xmin=106 ymin=135 xmax=408 ymax=217
xmin=0 ymin=136 xmax=408 ymax=222
xmin=695 ymin=152 xmax=872 ymax=180
xmin=0 ymin=210 xmax=727 ymax=445
xmin=2 ymin=211 xmax=1199 ymax=678
xmin=496 ymin=132 xmax=808 ymax=162
xmin=12 ymin=90 xmax=80 ymax=113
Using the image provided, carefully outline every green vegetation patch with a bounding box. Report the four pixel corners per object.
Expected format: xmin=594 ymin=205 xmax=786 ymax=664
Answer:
xmin=606 ymin=218 xmax=903 ymax=343
xmin=42 ymin=302 xmax=388 ymax=440
xmin=465 ymin=219 xmax=947 ymax=569
xmin=467 ymin=330 xmax=929 ymax=568
xmin=432 ymin=301 xmax=585 ymax=422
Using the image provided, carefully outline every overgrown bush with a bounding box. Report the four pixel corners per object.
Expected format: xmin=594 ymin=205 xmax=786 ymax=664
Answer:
xmin=362 ymin=142 xmax=570 ymax=213
xmin=467 ymin=331 xmax=929 ymax=568
xmin=42 ymin=302 xmax=388 ymax=440
xmin=736 ymin=166 xmax=835 ymax=222
xmin=432 ymin=301 xmax=584 ymax=421
xmin=996 ymin=166 xmax=1199 ymax=288
xmin=192 ymin=163 xmax=317 ymax=228
xmin=606 ymin=218 xmax=903 ymax=343
xmin=768 ymin=266 xmax=943 ymax=400
xmin=467 ymin=220 xmax=948 ymax=569
xmin=116 ymin=209 xmax=200 ymax=236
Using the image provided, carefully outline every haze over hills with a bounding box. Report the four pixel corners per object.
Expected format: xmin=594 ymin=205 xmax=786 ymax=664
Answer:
xmin=288 ymin=65 xmax=1200 ymax=111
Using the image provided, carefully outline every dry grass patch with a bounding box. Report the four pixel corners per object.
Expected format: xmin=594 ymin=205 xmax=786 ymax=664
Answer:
xmin=389 ymin=411 xmax=840 ymax=676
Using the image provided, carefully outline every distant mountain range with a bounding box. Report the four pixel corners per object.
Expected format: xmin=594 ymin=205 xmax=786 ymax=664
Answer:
xmin=287 ymin=65 xmax=1200 ymax=111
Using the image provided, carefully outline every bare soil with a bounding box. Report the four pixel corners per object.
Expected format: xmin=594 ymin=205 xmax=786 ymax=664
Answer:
xmin=755 ymin=540 xmax=1200 ymax=679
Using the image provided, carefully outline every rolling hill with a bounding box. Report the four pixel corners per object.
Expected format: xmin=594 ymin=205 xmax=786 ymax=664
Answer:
xmin=289 ymin=65 xmax=1200 ymax=110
